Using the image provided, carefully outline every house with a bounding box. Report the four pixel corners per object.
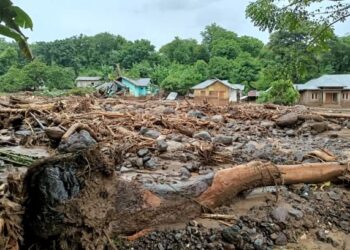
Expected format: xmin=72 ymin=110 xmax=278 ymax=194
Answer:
xmin=295 ymin=74 xmax=350 ymax=107
xmin=192 ymin=79 xmax=244 ymax=105
xmin=76 ymin=76 xmax=102 ymax=88
xmin=116 ymin=76 xmax=152 ymax=97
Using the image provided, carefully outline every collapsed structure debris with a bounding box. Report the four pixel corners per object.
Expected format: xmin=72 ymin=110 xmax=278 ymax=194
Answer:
xmin=0 ymin=93 xmax=350 ymax=249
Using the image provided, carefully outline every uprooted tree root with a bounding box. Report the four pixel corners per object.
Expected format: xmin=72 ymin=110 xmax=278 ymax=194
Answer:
xmin=22 ymin=147 xmax=201 ymax=249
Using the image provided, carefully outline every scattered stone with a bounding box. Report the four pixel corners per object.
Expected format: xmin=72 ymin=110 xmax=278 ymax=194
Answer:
xmin=276 ymin=113 xmax=299 ymax=127
xmin=156 ymin=140 xmax=168 ymax=153
xmin=211 ymin=115 xmax=224 ymax=123
xmin=328 ymin=132 xmax=339 ymax=138
xmin=188 ymin=110 xmax=206 ymax=119
xmin=166 ymin=140 xmax=185 ymax=152
xmin=144 ymin=158 xmax=157 ymax=170
xmin=213 ymin=135 xmax=232 ymax=145
xmin=140 ymin=127 xmax=161 ymax=139
xmin=261 ymin=121 xmax=275 ymax=128
xmin=285 ymin=129 xmax=296 ymax=136
xmin=327 ymin=123 xmax=342 ymax=131
xmin=311 ymin=122 xmax=329 ymax=133
xmin=271 ymin=206 xmax=289 ymax=223
xmin=274 ymin=232 xmax=288 ymax=246
xmin=183 ymin=162 xmax=200 ymax=173
xmin=288 ymin=207 xmax=304 ymax=219
xmin=193 ymin=131 xmax=212 ymax=142
xmin=328 ymin=190 xmax=341 ymax=201
xmin=137 ymin=148 xmax=149 ymax=157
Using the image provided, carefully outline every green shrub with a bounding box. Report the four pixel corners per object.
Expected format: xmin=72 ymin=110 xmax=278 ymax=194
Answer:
xmin=258 ymin=79 xmax=300 ymax=105
xmin=67 ymin=87 xmax=95 ymax=96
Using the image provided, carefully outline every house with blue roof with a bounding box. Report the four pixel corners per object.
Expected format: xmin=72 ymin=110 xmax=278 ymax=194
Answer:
xmin=116 ymin=76 xmax=152 ymax=97
xmin=295 ymin=74 xmax=350 ymax=107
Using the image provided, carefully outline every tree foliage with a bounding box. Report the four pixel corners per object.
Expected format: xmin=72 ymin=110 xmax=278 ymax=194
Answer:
xmin=246 ymin=0 xmax=349 ymax=46
xmin=258 ymin=79 xmax=300 ymax=105
xmin=0 ymin=0 xmax=33 ymax=58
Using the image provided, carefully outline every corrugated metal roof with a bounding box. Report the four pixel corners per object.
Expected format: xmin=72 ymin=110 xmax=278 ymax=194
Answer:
xmin=192 ymin=79 xmax=244 ymax=90
xmin=296 ymin=74 xmax=350 ymax=90
xmin=76 ymin=76 xmax=102 ymax=81
xmin=120 ymin=76 xmax=151 ymax=87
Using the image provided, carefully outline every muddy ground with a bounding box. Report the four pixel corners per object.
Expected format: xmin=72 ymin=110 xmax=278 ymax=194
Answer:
xmin=0 ymin=94 xmax=349 ymax=249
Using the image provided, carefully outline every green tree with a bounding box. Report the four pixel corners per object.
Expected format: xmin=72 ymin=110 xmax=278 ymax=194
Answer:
xmin=230 ymin=53 xmax=261 ymax=89
xmin=0 ymin=66 xmax=23 ymax=92
xmin=208 ymin=56 xmax=234 ymax=79
xmin=211 ymin=39 xmax=241 ymax=59
xmin=46 ymin=65 xmax=75 ymax=90
xmin=246 ymin=0 xmax=347 ymax=46
xmin=238 ymin=36 xmax=264 ymax=57
xmin=0 ymin=47 xmax=17 ymax=74
xmin=20 ymin=59 xmax=48 ymax=90
xmin=160 ymin=37 xmax=208 ymax=64
xmin=258 ymin=79 xmax=300 ymax=105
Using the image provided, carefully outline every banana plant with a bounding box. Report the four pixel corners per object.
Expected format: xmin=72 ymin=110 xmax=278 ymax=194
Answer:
xmin=0 ymin=0 xmax=33 ymax=59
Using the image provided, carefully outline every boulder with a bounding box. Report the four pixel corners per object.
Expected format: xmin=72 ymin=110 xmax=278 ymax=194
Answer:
xmin=58 ymin=130 xmax=97 ymax=153
xmin=260 ymin=121 xmax=275 ymax=128
xmin=187 ymin=110 xmax=206 ymax=119
xmin=156 ymin=140 xmax=168 ymax=153
xmin=276 ymin=113 xmax=299 ymax=127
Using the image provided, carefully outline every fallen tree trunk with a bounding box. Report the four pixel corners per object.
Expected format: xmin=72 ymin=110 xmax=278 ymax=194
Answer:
xmin=198 ymin=161 xmax=346 ymax=208
xmin=315 ymin=112 xmax=350 ymax=119
xmin=21 ymin=149 xmax=348 ymax=248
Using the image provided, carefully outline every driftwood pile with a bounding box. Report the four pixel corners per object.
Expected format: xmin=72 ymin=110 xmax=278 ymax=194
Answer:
xmin=0 ymin=94 xmax=349 ymax=249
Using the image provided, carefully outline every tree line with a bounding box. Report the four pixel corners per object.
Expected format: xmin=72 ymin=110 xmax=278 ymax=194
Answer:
xmin=0 ymin=23 xmax=350 ymax=97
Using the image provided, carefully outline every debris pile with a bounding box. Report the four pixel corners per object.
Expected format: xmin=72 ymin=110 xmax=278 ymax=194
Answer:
xmin=0 ymin=94 xmax=349 ymax=249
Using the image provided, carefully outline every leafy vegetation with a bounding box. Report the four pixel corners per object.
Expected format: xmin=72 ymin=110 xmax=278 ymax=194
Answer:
xmin=258 ymin=80 xmax=300 ymax=105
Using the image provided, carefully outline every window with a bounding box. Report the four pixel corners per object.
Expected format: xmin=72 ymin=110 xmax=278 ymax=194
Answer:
xmin=311 ymin=93 xmax=318 ymax=100
xmin=343 ymin=93 xmax=349 ymax=100
xmin=200 ymin=91 xmax=205 ymax=96
xmin=209 ymin=91 xmax=218 ymax=97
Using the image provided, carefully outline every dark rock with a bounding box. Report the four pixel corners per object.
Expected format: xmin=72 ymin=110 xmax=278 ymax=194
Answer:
xmin=328 ymin=190 xmax=341 ymax=201
xmin=288 ymin=207 xmax=304 ymax=219
xmin=58 ymin=130 xmax=97 ymax=153
xmin=137 ymin=148 xmax=150 ymax=157
xmin=276 ymin=113 xmax=299 ymax=127
xmin=274 ymin=232 xmax=288 ymax=246
xmin=328 ymin=132 xmax=339 ymax=138
xmin=271 ymin=206 xmax=289 ymax=223
xmin=188 ymin=110 xmax=206 ymax=119
xmin=144 ymin=158 xmax=157 ymax=170
xmin=213 ymin=135 xmax=233 ymax=145
xmin=140 ymin=127 xmax=161 ymax=139
xmin=193 ymin=131 xmax=212 ymax=142
xmin=142 ymin=155 xmax=151 ymax=163
xmin=130 ymin=157 xmax=144 ymax=168
xmin=311 ymin=122 xmax=329 ymax=133
xmin=156 ymin=140 xmax=168 ymax=153
xmin=222 ymin=225 xmax=241 ymax=244
xmin=184 ymin=162 xmax=200 ymax=172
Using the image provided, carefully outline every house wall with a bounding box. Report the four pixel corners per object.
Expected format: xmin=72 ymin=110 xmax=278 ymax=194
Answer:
xmin=299 ymin=90 xmax=323 ymax=106
xmin=121 ymin=78 xmax=147 ymax=97
xmin=299 ymin=89 xmax=350 ymax=107
xmin=76 ymin=80 xmax=101 ymax=88
xmin=194 ymin=81 xmax=238 ymax=105
xmin=340 ymin=91 xmax=350 ymax=107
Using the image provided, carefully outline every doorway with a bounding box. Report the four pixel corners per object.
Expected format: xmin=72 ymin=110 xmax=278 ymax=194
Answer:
xmin=325 ymin=93 xmax=339 ymax=104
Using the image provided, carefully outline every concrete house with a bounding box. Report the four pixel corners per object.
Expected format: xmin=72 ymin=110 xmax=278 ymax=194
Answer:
xmin=192 ymin=79 xmax=244 ymax=105
xmin=76 ymin=76 xmax=102 ymax=88
xmin=116 ymin=76 xmax=152 ymax=97
xmin=295 ymin=74 xmax=350 ymax=107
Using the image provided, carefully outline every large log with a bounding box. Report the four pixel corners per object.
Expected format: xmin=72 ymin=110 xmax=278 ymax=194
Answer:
xmin=198 ymin=161 xmax=346 ymax=208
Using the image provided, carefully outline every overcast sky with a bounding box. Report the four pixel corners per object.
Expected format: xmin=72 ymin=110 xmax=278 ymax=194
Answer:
xmin=13 ymin=0 xmax=350 ymax=48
